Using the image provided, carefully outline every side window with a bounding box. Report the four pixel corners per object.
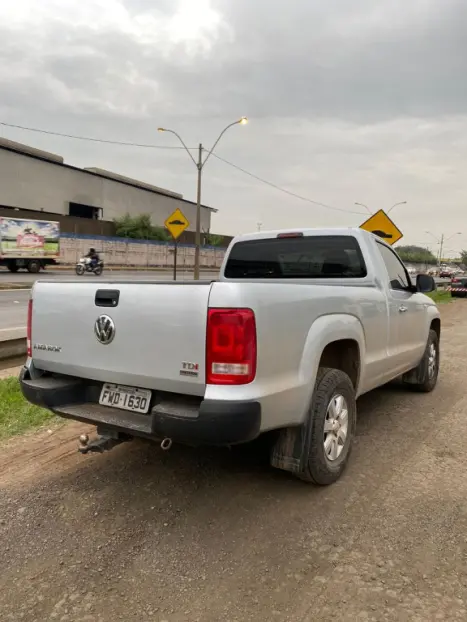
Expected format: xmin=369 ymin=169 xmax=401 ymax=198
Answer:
xmin=376 ymin=243 xmax=411 ymax=290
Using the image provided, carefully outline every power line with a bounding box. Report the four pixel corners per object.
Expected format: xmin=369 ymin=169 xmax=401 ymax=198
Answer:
xmin=1 ymin=120 xmax=366 ymax=216
xmin=0 ymin=121 xmax=191 ymax=150
xmin=211 ymin=153 xmax=366 ymax=215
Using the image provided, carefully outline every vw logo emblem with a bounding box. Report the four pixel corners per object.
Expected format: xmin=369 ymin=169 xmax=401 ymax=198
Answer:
xmin=94 ymin=315 xmax=115 ymax=345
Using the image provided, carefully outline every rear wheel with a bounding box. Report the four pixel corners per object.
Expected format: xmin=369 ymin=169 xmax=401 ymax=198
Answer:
xmin=94 ymin=265 xmax=103 ymax=276
xmin=6 ymin=261 xmax=19 ymax=273
xmin=27 ymin=259 xmax=41 ymax=273
xmin=298 ymin=367 xmax=356 ymax=485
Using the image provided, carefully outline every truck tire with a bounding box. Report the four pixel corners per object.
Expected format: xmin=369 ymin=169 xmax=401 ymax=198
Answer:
xmin=402 ymin=329 xmax=439 ymax=393
xmin=299 ymin=368 xmax=356 ymax=486
xmin=27 ymin=260 xmax=41 ymax=274
xmin=6 ymin=261 xmax=19 ymax=273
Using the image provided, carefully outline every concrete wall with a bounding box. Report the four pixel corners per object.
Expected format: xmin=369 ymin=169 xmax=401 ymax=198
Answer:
xmin=60 ymin=234 xmax=226 ymax=268
xmin=0 ymin=148 xmax=211 ymax=232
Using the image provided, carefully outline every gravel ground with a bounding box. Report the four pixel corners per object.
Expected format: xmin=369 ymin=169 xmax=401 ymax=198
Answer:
xmin=1 ymin=301 xmax=467 ymax=621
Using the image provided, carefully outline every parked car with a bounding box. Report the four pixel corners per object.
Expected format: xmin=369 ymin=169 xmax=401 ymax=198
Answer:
xmin=439 ymin=269 xmax=453 ymax=278
xmin=20 ymin=228 xmax=440 ymax=486
xmin=449 ymin=276 xmax=467 ymax=297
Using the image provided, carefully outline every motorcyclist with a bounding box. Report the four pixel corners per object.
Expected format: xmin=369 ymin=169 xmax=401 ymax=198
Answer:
xmin=85 ymin=248 xmax=99 ymax=270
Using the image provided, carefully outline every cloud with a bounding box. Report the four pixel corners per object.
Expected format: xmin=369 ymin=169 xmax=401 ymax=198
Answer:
xmin=0 ymin=0 xmax=467 ymax=252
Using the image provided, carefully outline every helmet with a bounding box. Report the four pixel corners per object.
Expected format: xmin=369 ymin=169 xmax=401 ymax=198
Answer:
xmin=90 ymin=248 xmax=95 ymax=253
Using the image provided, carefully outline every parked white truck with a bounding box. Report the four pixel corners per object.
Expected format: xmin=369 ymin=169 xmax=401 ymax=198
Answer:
xmin=20 ymin=228 xmax=440 ymax=485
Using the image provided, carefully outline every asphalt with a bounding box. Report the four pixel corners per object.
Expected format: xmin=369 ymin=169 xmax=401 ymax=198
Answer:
xmin=0 ymin=268 xmax=218 ymax=284
xmin=0 ymin=271 xmax=449 ymax=335
xmin=1 ymin=300 xmax=467 ymax=621
xmin=0 ymin=271 xmax=219 ymax=336
xmin=0 ymin=290 xmax=29 ymax=335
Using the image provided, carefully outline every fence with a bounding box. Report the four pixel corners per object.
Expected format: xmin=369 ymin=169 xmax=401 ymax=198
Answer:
xmin=59 ymin=233 xmax=227 ymax=269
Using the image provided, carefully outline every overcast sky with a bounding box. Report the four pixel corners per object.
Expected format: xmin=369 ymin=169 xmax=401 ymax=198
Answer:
xmin=1 ymin=0 xmax=467 ymax=254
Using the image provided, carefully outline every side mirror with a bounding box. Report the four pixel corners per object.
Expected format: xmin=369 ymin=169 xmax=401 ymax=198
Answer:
xmin=416 ymin=273 xmax=436 ymax=293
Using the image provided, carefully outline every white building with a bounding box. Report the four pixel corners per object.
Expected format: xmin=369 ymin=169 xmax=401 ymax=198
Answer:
xmin=0 ymin=138 xmax=216 ymax=235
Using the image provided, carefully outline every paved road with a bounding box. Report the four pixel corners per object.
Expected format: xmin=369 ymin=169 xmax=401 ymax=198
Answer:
xmin=0 ymin=273 xmax=219 ymax=335
xmin=0 ymin=268 xmax=450 ymax=286
xmin=0 ymin=290 xmax=29 ymax=333
xmin=1 ymin=301 xmax=467 ymax=621
xmin=0 ymin=274 xmax=450 ymax=334
xmin=0 ymin=268 xmax=219 ymax=284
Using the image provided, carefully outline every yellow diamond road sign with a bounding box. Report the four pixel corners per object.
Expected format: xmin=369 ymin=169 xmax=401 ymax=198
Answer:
xmin=164 ymin=208 xmax=189 ymax=240
xmin=359 ymin=209 xmax=403 ymax=245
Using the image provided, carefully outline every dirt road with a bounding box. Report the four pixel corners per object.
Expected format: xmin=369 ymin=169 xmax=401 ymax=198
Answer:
xmin=1 ymin=302 xmax=467 ymax=622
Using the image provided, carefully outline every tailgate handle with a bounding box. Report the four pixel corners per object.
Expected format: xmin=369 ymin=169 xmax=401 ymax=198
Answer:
xmin=95 ymin=289 xmax=120 ymax=307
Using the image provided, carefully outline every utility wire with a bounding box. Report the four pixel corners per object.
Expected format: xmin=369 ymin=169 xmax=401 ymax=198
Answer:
xmin=0 ymin=121 xmax=191 ymax=150
xmin=211 ymin=153 xmax=366 ymax=215
xmin=0 ymin=120 xmax=366 ymax=216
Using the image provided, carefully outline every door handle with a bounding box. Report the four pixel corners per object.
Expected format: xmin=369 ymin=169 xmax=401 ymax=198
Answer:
xmin=399 ymin=305 xmax=408 ymax=313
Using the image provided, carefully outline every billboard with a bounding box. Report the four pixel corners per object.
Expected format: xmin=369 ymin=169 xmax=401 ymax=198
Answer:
xmin=0 ymin=218 xmax=60 ymax=258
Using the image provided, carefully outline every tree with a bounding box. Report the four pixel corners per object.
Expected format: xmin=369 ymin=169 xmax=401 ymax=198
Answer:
xmin=204 ymin=233 xmax=225 ymax=247
xmin=114 ymin=214 xmax=171 ymax=241
xmin=395 ymin=245 xmax=437 ymax=265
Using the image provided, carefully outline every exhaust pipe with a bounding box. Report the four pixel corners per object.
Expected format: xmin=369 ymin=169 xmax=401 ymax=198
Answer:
xmin=160 ymin=438 xmax=173 ymax=451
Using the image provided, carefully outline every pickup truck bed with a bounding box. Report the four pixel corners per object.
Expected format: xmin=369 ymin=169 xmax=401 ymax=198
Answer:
xmin=21 ymin=228 xmax=441 ymax=485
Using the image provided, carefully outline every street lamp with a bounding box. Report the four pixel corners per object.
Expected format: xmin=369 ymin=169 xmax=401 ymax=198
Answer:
xmin=354 ymin=201 xmax=407 ymax=215
xmin=158 ymin=117 xmax=248 ymax=279
xmin=425 ymin=231 xmax=462 ymax=265
xmin=387 ymin=201 xmax=407 ymax=213
xmin=354 ymin=202 xmax=372 ymax=214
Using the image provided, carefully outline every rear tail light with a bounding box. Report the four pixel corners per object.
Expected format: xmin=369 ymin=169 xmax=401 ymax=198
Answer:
xmin=206 ymin=308 xmax=257 ymax=385
xmin=27 ymin=299 xmax=33 ymax=357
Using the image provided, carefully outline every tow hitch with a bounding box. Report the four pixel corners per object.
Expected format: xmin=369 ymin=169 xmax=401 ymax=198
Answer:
xmin=78 ymin=429 xmax=131 ymax=454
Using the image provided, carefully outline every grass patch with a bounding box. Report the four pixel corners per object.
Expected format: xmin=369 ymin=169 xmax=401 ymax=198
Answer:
xmin=0 ymin=377 xmax=56 ymax=440
xmin=427 ymin=289 xmax=452 ymax=304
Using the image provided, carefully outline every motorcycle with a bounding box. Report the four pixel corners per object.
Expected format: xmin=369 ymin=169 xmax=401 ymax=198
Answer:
xmin=75 ymin=257 xmax=104 ymax=276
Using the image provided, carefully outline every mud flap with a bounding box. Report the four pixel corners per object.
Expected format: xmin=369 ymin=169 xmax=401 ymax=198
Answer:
xmin=402 ymin=350 xmax=426 ymax=385
xmin=270 ymin=423 xmax=310 ymax=474
xmin=401 ymin=365 xmax=424 ymax=385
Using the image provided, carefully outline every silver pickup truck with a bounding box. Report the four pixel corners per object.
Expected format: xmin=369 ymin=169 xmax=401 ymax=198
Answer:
xmin=20 ymin=228 xmax=440 ymax=485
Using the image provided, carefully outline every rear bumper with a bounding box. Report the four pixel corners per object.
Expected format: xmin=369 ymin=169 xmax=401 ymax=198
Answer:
xmin=19 ymin=368 xmax=261 ymax=446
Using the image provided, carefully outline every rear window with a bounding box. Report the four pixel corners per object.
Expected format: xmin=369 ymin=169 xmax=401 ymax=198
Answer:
xmin=224 ymin=235 xmax=367 ymax=279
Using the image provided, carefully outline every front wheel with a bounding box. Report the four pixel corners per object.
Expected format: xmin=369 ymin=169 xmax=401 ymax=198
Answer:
xmin=75 ymin=264 xmax=85 ymax=276
xmin=298 ymin=367 xmax=356 ymax=486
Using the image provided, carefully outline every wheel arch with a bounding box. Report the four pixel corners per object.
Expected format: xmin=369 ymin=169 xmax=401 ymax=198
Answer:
xmin=299 ymin=313 xmax=365 ymax=398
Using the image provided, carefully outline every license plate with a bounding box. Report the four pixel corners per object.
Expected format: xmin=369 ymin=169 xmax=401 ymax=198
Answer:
xmin=99 ymin=383 xmax=151 ymax=414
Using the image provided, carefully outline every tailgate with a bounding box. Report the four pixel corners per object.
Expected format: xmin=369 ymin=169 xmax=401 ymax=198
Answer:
xmin=30 ymin=281 xmax=213 ymax=396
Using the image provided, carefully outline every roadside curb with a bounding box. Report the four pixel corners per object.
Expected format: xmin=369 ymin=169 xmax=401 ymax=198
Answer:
xmin=0 ymin=284 xmax=34 ymax=290
xmin=0 ymin=337 xmax=26 ymax=361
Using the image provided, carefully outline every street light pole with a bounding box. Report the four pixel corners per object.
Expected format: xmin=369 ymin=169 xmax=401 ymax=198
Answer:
xmin=195 ymin=143 xmax=203 ymax=279
xmin=158 ymin=118 xmax=248 ymax=280
xmin=425 ymin=231 xmax=461 ymax=266
xmin=387 ymin=201 xmax=407 ymax=214
xmin=354 ymin=202 xmax=372 ymax=214
xmin=355 ymin=201 xmax=407 ymax=214
xmin=438 ymin=233 xmax=444 ymax=266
